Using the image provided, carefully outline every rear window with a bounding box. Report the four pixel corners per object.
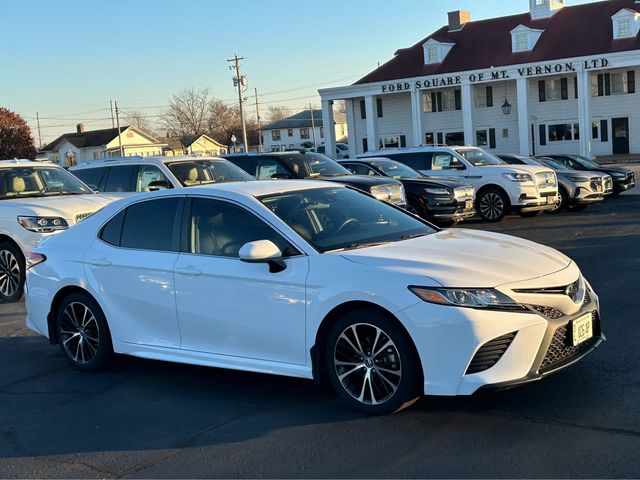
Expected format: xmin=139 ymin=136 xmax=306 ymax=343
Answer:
xmin=73 ymin=167 xmax=107 ymax=189
xmin=119 ymin=198 xmax=181 ymax=251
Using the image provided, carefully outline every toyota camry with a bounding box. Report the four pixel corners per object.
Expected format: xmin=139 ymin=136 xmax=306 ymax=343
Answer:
xmin=25 ymin=181 xmax=604 ymax=414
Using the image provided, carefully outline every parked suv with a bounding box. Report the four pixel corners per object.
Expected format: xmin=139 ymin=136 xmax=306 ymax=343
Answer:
xmin=339 ymin=157 xmax=474 ymax=226
xmin=0 ymin=160 xmax=116 ymax=302
xmin=223 ymin=152 xmax=407 ymax=207
xmin=498 ymin=154 xmax=609 ymax=212
xmin=359 ymin=146 xmax=558 ymax=222
xmin=70 ymin=155 xmax=254 ymax=193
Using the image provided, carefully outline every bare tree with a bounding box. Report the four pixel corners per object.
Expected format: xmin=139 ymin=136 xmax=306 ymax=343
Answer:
xmin=125 ymin=110 xmax=151 ymax=133
xmin=333 ymin=100 xmax=346 ymax=123
xmin=266 ymin=105 xmax=289 ymax=122
xmin=161 ymin=88 xmax=212 ymax=137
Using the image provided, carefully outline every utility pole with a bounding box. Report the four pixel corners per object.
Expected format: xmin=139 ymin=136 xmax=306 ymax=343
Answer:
xmin=114 ymin=101 xmax=124 ymax=157
xmin=254 ymin=88 xmax=262 ymax=153
xmin=109 ymin=100 xmax=115 ymax=128
xmin=227 ymin=54 xmax=248 ymax=152
xmin=310 ymin=103 xmax=317 ymax=149
xmin=35 ymin=112 xmax=42 ymax=149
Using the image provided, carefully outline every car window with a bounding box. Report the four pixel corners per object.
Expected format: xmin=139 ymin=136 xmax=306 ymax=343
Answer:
xmin=104 ymin=166 xmax=136 ymax=192
xmin=382 ymin=152 xmax=433 ymax=171
xmin=222 ymin=156 xmax=259 ymax=177
xmin=119 ymin=197 xmax=181 ymax=251
xmin=316 ymin=146 xmax=325 ymax=154
xmin=431 ymin=153 xmax=463 ymax=171
xmin=343 ymin=163 xmax=379 ymax=176
xmin=188 ymin=198 xmax=293 ymax=258
xmin=167 ymin=160 xmax=253 ymax=186
xmin=0 ymin=166 xmax=93 ymax=199
xmin=99 ymin=210 xmax=125 ymax=246
xmin=73 ymin=167 xmax=107 ymax=189
xmin=257 ymin=159 xmax=291 ymax=180
xmin=136 ymin=165 xmax=170 ymax=192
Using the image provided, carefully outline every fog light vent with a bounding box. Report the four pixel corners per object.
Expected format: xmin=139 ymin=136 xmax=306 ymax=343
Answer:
xmin=466 ymin=332 xmax=517 ymax=375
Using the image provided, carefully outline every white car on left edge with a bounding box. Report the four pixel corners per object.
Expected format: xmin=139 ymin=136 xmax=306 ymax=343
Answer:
xmin=26 ymin=181 xmax=604 ymax=414
xmin=0 ymin=159 xmax=116 ymax=302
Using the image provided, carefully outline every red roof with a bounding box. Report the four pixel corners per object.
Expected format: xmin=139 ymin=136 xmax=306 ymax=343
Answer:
xmin=354 ymin=0 xmax=640 ymax=85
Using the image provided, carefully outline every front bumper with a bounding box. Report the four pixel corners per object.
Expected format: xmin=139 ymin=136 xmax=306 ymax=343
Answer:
xmin=613 ymin=176 xmax=636 ymax=193
xmin=426 ymin=196 xmax=475 ymax=221
xmin=516 ymin=193 xmax=560 ymax=213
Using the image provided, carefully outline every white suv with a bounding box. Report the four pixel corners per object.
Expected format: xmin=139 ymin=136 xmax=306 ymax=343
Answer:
xmin=70 ymin=155 xmax=254 ymax=193
xmin=359 ymin=146 xmax=559 ymax=222
xmin=0 ymin=160 xmax=116 ymax=302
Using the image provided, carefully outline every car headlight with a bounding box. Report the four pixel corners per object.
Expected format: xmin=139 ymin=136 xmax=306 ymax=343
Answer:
xmin=502 ymin=173 xmax=533 ymax=183
xmin=570 ymin=176 xmax=591 ymax=182
xmin=409 ymin=286 xmax=526 ymax=311
xmin=18 ymin=216 xmax=69 ymax=233
xmin=425 ymin=187 xmax=450 ymax=195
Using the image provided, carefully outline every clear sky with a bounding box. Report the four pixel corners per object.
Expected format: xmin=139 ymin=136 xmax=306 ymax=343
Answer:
xmin=0 ymin=0 xmax=602 ymax=144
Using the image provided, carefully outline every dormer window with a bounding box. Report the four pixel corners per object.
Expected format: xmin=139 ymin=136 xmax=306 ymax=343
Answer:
xmin=529 ymin=0 xmax=565 ymax=20
xmin=511 ymin=25 xmax=544 ymax=53
xmin=422 ymin=38 xmax=455 ymax=65
xmin=612 ymin=9 xmax=640 ymax=39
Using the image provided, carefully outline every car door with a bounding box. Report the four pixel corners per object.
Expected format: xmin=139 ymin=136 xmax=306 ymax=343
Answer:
xmin=102 ymin=165 xmax=137 ymax=192
xmin=85 ymin=196 xmax=184 ymax=348
xmin=256 ymin=157 xmax=295 ymax=180
xmin=135 ymin=164 xmax=172 ymax=192
xmin=173 ymin=196 xmax=308 ymax=365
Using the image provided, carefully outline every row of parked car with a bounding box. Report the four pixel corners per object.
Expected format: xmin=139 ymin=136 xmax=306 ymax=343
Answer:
xmin=0 ymin=147 xmax=634 ymax=304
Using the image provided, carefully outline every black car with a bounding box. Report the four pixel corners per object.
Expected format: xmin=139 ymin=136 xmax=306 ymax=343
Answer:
xmin=538 ymin=154 xmax=635 ymax=195
xmin=222 ymin=152 xmax=407 ymax=207
xmin=339 ymin=157 xmax=475 ymax=226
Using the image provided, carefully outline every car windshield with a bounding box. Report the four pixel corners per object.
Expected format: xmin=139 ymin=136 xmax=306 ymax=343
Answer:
xmin=0 ymin=166 xmax=93 ymax=200
xmin=167 ymin=159 xmax=254 ymax=187
xmin=298 ymin=153 xmax=351 ymax=178
xmin=260 ymin=187 xmax=435 ymax=253
xmin=370 ymin=160 xmax=423 ymax=179
xmin=336 ymin=144 xmax=349 ymax=151
xmin=541 ymin=159 xmax=567 ymax=171
xmin=457 ymin=148 xmax=504 ymax=166
xmin=574 ymin=157 xmax=602 ymax=170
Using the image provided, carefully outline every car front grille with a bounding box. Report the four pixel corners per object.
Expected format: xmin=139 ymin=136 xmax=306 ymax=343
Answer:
xmin=536 ymin=172 xmax=557 ymax=189
xmin=75 ymin=211 xmax=95 ymax=223
xmin=530 ymin=305 xmax=565 ymax=319
xmin=603 ymin=176 xmax=613 ymax=191
xmin=590 ymin=177 xmax=603 ymax=192
xmin=539 ymin=312 xmax=600 ymax=373
xmin=465 ymin=332 xmax=517 ymax=375
xmin=370 ymin=184 xmax=405 ymax=204
xmin=453 ymin=186 xmax=475 ymax=201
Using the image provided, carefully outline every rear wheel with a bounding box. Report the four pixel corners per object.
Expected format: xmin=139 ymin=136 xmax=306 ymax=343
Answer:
xmin=477 ymin=188 xmax=509 ymax=222
xmin=0 ymin=241 xmax=24 ymax=303
xmin=55 ymin=292 xmax=114 ymax=371
xmin=325 ymin=308 xmax=422 ymax=415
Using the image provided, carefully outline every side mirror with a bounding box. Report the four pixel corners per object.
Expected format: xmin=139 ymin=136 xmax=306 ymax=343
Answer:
xmin=239 ymin=240 xmax=286 ymax=273
xmin=148 ymin=180 xmax=173 ymax=191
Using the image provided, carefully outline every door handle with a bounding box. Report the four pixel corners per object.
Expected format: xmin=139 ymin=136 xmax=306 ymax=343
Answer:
xmin=175 ymin=267 xmax=203 ymax=276
xmin=88 ymin=259 xmax=112 ymax=267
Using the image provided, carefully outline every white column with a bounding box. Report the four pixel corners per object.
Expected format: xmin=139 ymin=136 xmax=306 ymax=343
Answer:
xmin=461 ymin=83 xmax=473 ymax=146
xmin=410 ymin=89 xmax=424 ymax=147
xmin=576 ymin=70 xmax=592 ymax=158
xmin=364 ymin=95 xmax=377 ymax=151
xmin=344 ymin=99 xmax=357 ymax=158
xmin=321 ymin=99 xmax=336 ymax=159
xmin=516 ymin=77 xmax=530 ymax=156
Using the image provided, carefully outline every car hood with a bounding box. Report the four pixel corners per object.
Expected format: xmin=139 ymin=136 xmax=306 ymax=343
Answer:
xmin=474 ymin=164 xmax=554 ymax=177
xmin=554 ymin=169 xmax=606 ymax=179
xmin=594 ymin=166 xmax=632 ymax=176
xmin=339 ymin=228 xmax=571 ymax=287
xmin=316 ymin=175 xmax=401 ymax=187
xmin=0 ymin=194 xmax=117 ymax=221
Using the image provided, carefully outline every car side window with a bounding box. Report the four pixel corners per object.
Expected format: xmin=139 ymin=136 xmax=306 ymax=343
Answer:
xmin=224 ymin=156 xmax=258 ymax=177
xmin=187 ymin=198 xmax=294 ymax=258
xmin=137 ymin=165 xmax=170 ymax=192
xmin=257 ymin=158 xmax=291 ymax=180
xmin=99 ymin=210 xmax=125 ymax=246
xmin=119 ymin=197 xmax=182 ymax=251
xmin=73 ymin=167 xmax=107 ymax=190
xmin=344 ymin=163 xmax=379 ymax=176
xmin=103 ymin=166 xmax=136 ymax=192
xmin=385 ymin=153 xmax=433 ymax=171
xmin=431 ymin=153 xmax=464 ymax=171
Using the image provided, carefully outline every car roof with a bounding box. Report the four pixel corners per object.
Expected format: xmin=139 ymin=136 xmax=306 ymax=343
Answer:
xmin=0 ymin=159 xmax=59 ymax=168
xmin=70 ymin=155 xmax=227 ymax=170
xmin=165 ymin=179 xmax=342 ymax=198
xmin=359 ymin=145 xmax=472 ymax=157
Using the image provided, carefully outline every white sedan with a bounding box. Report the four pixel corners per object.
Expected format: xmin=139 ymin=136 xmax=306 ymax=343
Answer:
xmin=25 ymin=180 xmax=604 ymax=414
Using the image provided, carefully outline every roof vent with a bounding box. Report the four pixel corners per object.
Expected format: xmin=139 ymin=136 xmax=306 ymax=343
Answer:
xmin=448 ymin=10 xmax=471 ymax=31
xmin=76 ymin=123 xmax=85 ymax=134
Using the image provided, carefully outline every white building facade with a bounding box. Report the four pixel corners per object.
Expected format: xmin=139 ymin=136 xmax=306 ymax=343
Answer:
xmin=261 ymin=109 xmax=347 ymax=152
xmin=319 ymin=0 xmax=640 ymax=160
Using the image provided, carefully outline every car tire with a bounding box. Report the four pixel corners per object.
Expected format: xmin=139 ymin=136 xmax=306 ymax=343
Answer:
xmin=517 ymin=211 xmax=539 ymax=218
xmin=477 ymin=188 xmax=509 ymax=222
xmin=549 ymin=188 xmax=568 ymax=213
xmin=325 ymin=307 xmax=422 ymax=415
xmin=55 ymin=292 xmax=114 ymax=371
xmin=0 ymin=241 xmax=25 ymax=303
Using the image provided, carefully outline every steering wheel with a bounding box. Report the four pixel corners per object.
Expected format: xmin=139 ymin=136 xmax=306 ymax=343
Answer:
xmin=336 ymin=218 xmax=359 ymax=234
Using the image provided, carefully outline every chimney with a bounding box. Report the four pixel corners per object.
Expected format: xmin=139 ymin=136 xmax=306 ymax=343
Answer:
xmin=448 ymin=10 xmax=471 ymax=31
xmin=76 ymin=123 xmax=85 ymax=134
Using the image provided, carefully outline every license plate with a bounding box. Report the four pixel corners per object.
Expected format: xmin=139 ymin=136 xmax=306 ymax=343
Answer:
xmin=465 ymin=200 xmax=474 ymax=209
xmin=571 ymin=313 xmax=594 ymax=346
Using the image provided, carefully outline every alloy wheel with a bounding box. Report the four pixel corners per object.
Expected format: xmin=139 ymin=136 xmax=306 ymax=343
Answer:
xmin=0 ymin=249 xmax=21 ymax=298
xmin=333 ymin=323 xmax=402 ymax=405
xmin=60 ymin=302 xmax=100 ymax=365
xmin=479 ymin=192 xmax=504 ymax=220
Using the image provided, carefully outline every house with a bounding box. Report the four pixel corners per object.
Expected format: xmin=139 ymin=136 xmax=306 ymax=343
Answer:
xmin=261 ymin=109 xmax=347 ymax=152
xmin=41 ymin=124 xmax=167 ymax=167
xmin=319 ymin=0 xmax=640 ymax=159
xmin=163 ymin=133 xmax=228 ymax=156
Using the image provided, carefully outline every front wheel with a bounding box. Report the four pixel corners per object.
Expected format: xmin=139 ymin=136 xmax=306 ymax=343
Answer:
xmin=325 ymin=308 xmax=422 ymax=415
xmin=477 ymin=188 xmax=509 ymax=222
xmin=56 ymin=292 xmax=114 ymax=371
xmin=0 ymin=241 xmax=25 ymax=303
xmin=549 ymin=188 xmax=568 ymax=213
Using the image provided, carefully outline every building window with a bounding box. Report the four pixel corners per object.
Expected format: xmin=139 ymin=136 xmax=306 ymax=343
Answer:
xmin=592 ymin=71 xmax=636 ymax=96
xmin=591 ymin=121 xmax=599 ymax=140
xmin=360 ymin=100 xmax=366 ymax=119
xmin=320 ymin=127 xmax=324 ymax=138
xmin=93 ymin=152 xmax=100 ymax=160
xmin=611 ymin=72 xmax=628 ymax=95
xmin=445 ymin=132 xmax=465 ymax=146
xmin=515 ymin=33 xmax=529 ymax=52
xmin=424 ymin=132 xmax=435 ymax=145
xmin=287 ymin=128 xmax=293 ymax=137
xmin=423 ymin=89 xmax=461 ymax=112
xmin=427 ymin=46 xmax=438 ymax=64
xmin=535 ymin=0 xmax=545 ymax=5
xmin=474 ymin=85 xmax=493 ymax=108
xmin=540 ymin=78 xmax=568 ymax=101
xmin=300 ymin=128 xmax=310 ymax=139
xmin=288 ymin=144 xmax=294 ymax=149
xmin=475 ymin=128 xmax=497 ymax=148
xmin=617 ymin=18 xmax=632 ymax=38
xmin=376 ymin=98 xmax=383 ymax=118
xmin=441 ymin=90 xmax=457 ymax=110
xmin=378 ymin=135 xmax=406 ymax=149
xmin=548 ymin=123 xmax=579 ymax=142
xmin=272 ymin=130 xmax=281 ymax=141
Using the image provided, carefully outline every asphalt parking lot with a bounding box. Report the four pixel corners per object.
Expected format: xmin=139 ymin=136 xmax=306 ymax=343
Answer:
xmin=1 ymin=170 xmax=639 ymax=478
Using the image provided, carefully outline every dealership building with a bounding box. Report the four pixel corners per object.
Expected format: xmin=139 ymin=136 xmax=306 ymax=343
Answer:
xmin=319 ymin=0 xmax=640 ymax=160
